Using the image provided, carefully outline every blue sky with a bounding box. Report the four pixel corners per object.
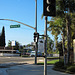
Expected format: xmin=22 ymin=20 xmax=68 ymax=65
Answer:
xmin=0 ymin=0 xmax=55 ymax=46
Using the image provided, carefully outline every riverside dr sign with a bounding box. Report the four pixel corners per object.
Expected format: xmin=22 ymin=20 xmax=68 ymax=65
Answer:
xmin=10 ymin=24 xmax=20 ymax=28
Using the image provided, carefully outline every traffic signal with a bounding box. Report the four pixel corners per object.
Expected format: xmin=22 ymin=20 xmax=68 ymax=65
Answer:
xmin=34 ymin=32 xmax=37 ymax=42
xmin=43 ymin=0 xmax=56 ymax=16
xmin=34 ymin=32 xmax=39 ymax=42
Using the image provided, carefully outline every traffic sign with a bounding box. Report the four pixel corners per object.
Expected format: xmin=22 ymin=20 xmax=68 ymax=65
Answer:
xmin=38 ymin=39 xmax=44 ymax=53
xmin=10 ymin=24 xmax=20 ymax=28
xmin=12 ymin=41 xmax=16 ymax=46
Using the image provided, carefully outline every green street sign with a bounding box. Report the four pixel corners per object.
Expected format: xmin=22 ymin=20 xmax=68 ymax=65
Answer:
xmin=10 ymin=24 xmax=20 ymax=28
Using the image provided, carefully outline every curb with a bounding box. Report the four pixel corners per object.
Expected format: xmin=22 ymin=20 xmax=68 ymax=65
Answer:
xmin=0 ymin=62 xmax=27 ymax=68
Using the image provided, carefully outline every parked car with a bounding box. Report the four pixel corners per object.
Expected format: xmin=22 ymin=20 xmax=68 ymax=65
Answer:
xmin=36 ymin=52 xmax=42 ymax=57
xmin=30 ymin=51 xmax=35 ymax=57
xmin=16 ymin=50 xmax=21 ymax=54
xmin=26 ymin=52 xmax=30 ymax=56
xmin=30 ymin=51 xmax=42 ymax=57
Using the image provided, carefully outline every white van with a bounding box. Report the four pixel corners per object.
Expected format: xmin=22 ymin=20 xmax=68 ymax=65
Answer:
xmin=30 ymin=51 xmax=35 ymax=57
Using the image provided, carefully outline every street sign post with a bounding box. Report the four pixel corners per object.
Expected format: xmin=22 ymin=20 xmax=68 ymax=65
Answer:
xmin=44 ymin=16 xmax=47 ymax=75
xmin=10 ymin=24 xmax=20 ymax=28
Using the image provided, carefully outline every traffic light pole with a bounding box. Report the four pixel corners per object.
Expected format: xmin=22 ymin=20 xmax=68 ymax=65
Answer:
xmin=44 ymin=16 xmax=47 ymax=75
xmin=35 ymin=0 xmax=38 ymax=65
xmin=43 ymin=0 xmax=56 ymax=75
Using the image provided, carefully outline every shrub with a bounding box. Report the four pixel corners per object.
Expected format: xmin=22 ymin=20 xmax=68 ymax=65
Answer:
xmin=53 ymin=60 xmax=75 ymax=74
xmin=67 ymin=66 xmax=75 ymax=73
xmin=54 ymin=61 xmax=64 ymax=69
xmin=21 ymin=55 xmax=29 ymax=57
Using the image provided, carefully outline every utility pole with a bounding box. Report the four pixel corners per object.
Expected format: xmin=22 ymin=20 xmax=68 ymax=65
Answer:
xmin=35 ymin=0 xmax=38 ymax=64
xmin=44 ymin=16 xmax=47 ymax=75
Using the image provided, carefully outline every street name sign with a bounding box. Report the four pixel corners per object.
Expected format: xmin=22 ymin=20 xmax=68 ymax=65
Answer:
xmin=10 ymin=24 xmax=20 ymax=28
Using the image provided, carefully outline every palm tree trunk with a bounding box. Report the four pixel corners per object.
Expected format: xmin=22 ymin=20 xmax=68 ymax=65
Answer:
xmin=66 ymin=14 xmax=71 ymax=64
xmin=62 ymin=30 xmax=66 ymax=65
xmin=62 ymin=19 xmax=67 ymax=65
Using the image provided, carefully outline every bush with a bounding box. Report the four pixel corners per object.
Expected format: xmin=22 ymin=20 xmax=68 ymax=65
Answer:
xmin=53 ymin=60 xmax=75 ymax=74
xmin=21 ymin=55 xmax=29 ymax=57
xmin=54 ymin=61 xmax=64 ymax=69
xmin=67 ymin=66 xmax=75 ymax=73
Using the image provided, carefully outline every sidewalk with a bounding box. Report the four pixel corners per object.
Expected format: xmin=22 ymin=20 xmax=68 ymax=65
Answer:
xmin=0 ymin=64 xmax=72 ymax=75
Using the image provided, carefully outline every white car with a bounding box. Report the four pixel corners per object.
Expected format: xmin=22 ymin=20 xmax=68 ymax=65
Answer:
xmin=30 ymin=51 xmax=35 ymax=57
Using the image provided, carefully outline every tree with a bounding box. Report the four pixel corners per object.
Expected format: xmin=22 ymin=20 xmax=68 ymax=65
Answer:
xmin=13 ymin=41 xmax=20 ymax=50
xmin=1 ymin=26 xmax=5 ymax=47
xmin=27 ymin=44 xmax=31 ymax=47
xmin=56 ymin=0 xmax=75 ymax=64
xmin=8 ymin=40 xmax=20 ymax=50
xmin=47 ymin=17 xmax=64 ymax=53
xmin=47 ymin=36 xmax=54 ymax=54
xmin=40 ymin=35 xmax=54 ymax=54
xmin=42 ymin=0 xmax=75 ymax=64
xmin=8 ymin=40 xmax=12 ymax=47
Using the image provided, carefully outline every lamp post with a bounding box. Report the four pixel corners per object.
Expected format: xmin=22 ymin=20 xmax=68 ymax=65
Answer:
xmin=35 ymin=0 xmax=38 ymax=64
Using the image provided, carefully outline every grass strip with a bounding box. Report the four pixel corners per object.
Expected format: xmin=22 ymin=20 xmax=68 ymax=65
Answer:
xmin=37 ymin=59 xmax=59 ymax=65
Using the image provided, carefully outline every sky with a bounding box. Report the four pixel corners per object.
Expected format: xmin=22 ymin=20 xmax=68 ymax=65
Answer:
xmin=0 ymin=0 xmax=57 ymax=46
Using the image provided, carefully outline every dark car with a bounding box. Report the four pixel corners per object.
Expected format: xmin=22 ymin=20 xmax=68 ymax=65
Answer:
xmin=37 ymin=52 xmax=42 ymax=57
xmin=16 ymin=50 xmax=21 ymax=54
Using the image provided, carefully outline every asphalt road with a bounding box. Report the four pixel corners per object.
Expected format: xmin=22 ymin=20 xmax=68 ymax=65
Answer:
xmin=0 ymin=57 xmax=44 ymax=64
xmin=0 ymin=57 xmax=71 ymax=75
xmin=0 ymin=64 xmax=71 ymax=75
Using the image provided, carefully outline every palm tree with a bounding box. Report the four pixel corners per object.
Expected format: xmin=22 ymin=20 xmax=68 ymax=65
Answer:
xmin=42 ymin=0 xmax=75 ymax=64
xmin=49 ymin=0 xmax=75 ymax=64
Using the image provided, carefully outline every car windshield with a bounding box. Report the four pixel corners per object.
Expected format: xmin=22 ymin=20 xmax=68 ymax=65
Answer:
xmin=32 ymin=52 xmax=35 ymax=53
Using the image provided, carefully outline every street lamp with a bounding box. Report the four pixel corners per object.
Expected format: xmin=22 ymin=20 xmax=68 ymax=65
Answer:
xmin=35 ymin=0 xmax=37 ymax=33
xmin=35 ymin=0 xmax=38 ymax=65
